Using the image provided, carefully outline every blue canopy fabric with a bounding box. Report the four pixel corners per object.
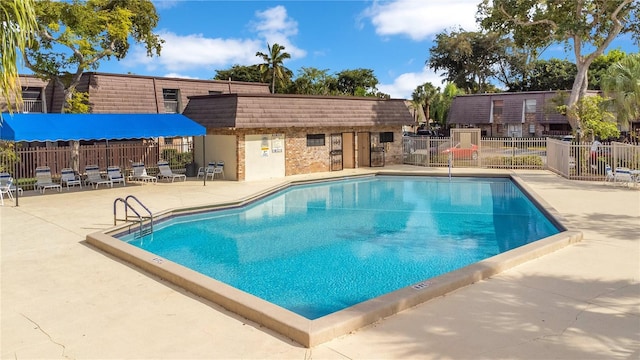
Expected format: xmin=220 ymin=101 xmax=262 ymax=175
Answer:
xmin=0 ymin=113 xmax=206 ymax=142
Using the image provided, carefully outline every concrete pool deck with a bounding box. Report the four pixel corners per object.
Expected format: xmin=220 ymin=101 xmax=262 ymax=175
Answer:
xmin=1 ymin=167 xmax=638 ymax=359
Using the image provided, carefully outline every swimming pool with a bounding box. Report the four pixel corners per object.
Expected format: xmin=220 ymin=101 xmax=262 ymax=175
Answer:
xmin=87 ymin=173 xmax=581 ymax=347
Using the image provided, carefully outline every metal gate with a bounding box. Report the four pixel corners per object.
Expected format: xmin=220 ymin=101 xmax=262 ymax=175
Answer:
xmin=330 ymin=133 xmax=343 ymax=171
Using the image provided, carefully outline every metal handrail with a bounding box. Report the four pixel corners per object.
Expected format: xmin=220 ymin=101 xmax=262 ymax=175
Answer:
xmin=113 ymin=195 xmax=153 ymax=237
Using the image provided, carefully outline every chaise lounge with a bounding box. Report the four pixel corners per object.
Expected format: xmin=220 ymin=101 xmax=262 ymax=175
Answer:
xmin=157 ymin=161 xmax=186 ymax=182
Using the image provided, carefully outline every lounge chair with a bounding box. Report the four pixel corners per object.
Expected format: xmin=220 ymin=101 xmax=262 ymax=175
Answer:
xmin=614 ymin=167 xmax=634 ymax=186
xmin=212 ymin=161 xmax=225 ymax=179
xmin=107 ymin=166 xmax=126 ymax=186
xmin=61 ymin=168 xmax=82 ymax=190
xmin=0 ymin=173 xmax=15 ymax=205
xmin=197 ymin=162 xmax=216 ymax=180
xmin=130 ymin=162 xmax=157 ymax=183
xmin=85 ymin=165 xmax=113 ymax=189
xmin=157 ymin=161 xmax=186 ymax=182
xmin=35 ymin=166 xmax=62 ymax=194
xmin=604 ymin=165 xmax=615 ymax=182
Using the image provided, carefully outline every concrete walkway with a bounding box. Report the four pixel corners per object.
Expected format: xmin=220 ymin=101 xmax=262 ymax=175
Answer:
xmin=1 ymin=167 xmax=638 ymax=359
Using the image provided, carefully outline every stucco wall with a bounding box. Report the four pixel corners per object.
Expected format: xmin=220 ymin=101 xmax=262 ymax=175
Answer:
xmin=244 ymin=134 xmax=286 ymax=181
xmin=193 ymin=134 xmax=238 ymax=180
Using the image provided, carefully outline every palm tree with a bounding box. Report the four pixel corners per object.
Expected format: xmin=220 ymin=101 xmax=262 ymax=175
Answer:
xmin=422 ymin=82 xmax=440 ymax=123
xmin=601 ymin=54 xmax=640 ymax=133
xmin=1 ymin=0 xmax=38 ymax=113
xmin=256 ymin=43 xmax=291 ymax=93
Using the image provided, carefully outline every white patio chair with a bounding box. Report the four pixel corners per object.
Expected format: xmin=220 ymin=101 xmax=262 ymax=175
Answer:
xmin=130 ymin=162 xmax=157 ymax=183
xmin=107 ymin=166 xmax=126 ymax=186
xmin=157 ymin=161 xmax=186 ymax=182
xmin=34 ymin=166 xmax=62 ymax=194
xmin=212 ymin=161 xmax=225 ymax=179
xmin=0 ymin=173 xmax=14 ymax=206
xmin=614 ymin=167 xmax=633 ymax=186
xmin=197 ymin=162 xmax=216 ymax=180
xmin=85 ymin=165 xmax=113 ymax=189
xmin=61 ymin=168 xmax=82 ymax=190
xmin=604 ymin=165 xmax=615 ymax=182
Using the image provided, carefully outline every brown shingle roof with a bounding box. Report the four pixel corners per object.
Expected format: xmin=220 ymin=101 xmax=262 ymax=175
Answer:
xmin=183 ymin=94 xmax=414 ymax=129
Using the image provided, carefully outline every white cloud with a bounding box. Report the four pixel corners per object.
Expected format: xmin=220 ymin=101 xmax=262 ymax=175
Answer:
xmin=122 ymin=31 xmax=262 ymax=73
xmin=378 ymin=67 xmax=447 ymax=99
xmin=125 ymin=5 xmax=305 ymax=75
xmin=364 ymin=0 xmax=478 ymax=99
xmin=251 ymin=5 xmax=306 ymax=59
xmin=363 ymin=0 xmax=479 ymax=41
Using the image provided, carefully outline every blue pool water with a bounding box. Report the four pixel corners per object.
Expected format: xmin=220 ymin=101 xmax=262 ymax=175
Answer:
xmin=121 ymin=176 xmax=559 ymax=319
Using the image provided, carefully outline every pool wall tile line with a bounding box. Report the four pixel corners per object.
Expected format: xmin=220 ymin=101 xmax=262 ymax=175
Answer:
xmin=86 ymin=227 xmax=582 ymax=348
xmin=87 ymin=173 xmax=582 ymax=348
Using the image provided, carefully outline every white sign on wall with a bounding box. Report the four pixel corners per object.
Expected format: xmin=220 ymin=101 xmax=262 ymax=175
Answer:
xmin=272 ymin=133 xmax=283 ymax=153
xmin=261 ymin=135 xmax=270 ymax=157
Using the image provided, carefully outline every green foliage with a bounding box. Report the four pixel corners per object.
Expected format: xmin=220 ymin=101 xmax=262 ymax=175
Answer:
xmin=478 ymin=0 xmax=639 ymax=128
xmin=161 ymin=148 xmax=192 ymax=168
xmin=64 ymin=90 xmax=89 ymax=113
xmin=334 ymin=68 xmax=379 ymax=96
xmin=288 ymin=67 xmax=335 ymax=95
xmin=427 ymin=28 xmax=509 ymax=94
xmin=601 ymin=53 xmax=640 ymax=130
xmin=213 ymin=64 xmax=262 ymax=83
xmin=514 ymin=58 xmax=577 ymax=91
xmin=483 ymin=155 xmax=544 ymax=167
xmin=25 ymin=0 xmax=163 ymax=112
xmin=256 ymin=43 xmax=292 ymax=93
xmin=431 ymin=83 xmax=464 ymax=128
xmin=0 ymin=141 xmax=20 ymax=172
xmin=1 ymin=0 xmax=38 ymax=113
xmin=562 ymin=95 xmax=620 ymax=141
xmin=588 ymin=49 xmax=627 ymax=90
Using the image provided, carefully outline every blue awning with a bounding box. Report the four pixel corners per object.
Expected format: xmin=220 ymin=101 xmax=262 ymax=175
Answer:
xmin=0 ymin=113 xmax=206 ymax=142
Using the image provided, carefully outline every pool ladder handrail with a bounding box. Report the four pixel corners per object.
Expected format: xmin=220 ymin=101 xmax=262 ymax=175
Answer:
xmin=113 ymin=195 xmax=153 ymax=238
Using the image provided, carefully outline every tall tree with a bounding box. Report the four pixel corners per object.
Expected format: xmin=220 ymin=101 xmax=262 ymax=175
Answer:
xmin=256 ymin=42 xmax=291 ymax=93
xmin=588 ymin=49 xmax=627 ymax=90
xmin=432 ymin=83 xmax=465 ymax=128
xmin=214 ymin=64 xmax=262 ymax=83
xmin=410 ymin=86 xmax=426 ymax=125
xmin=478 ymin=0 xmax=639 ymax=130
xmin=289 ymin=67 xmax=335 ymax=95
xmin=333 ymin=68 xmax=379 ymax=96
xmin=563 ymin=95 xmax=619 ymax=141
xmin=1 ymin=0 xmax=38 ymax=113
xmin=427 ymin=28 xmax=508 ymax=93
xmin=520 ymin=58 xmax=577 ymax=91
xmin=411 ymin=82 xmax=440 ymax=123
xmin=601 ymin=53 xmax=640 ymax=132
xmin=24 ymin=0 xmax=163 ymax=113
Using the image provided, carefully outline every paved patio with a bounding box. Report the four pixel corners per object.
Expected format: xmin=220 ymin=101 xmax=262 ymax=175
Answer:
xmin=1 ymin=167 xmax=638 ymax=359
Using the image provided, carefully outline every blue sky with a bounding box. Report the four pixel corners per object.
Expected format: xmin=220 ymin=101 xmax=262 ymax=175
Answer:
xmin=95 ymin=0 xmax=639 ymax=99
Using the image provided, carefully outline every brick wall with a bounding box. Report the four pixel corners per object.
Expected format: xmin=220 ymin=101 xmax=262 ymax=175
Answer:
xmin=213 ymin=126 xmax=404 ymax=180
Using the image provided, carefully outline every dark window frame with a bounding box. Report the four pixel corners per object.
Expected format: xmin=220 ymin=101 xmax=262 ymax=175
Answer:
xmin=379 ymin=132 xmax=394 ymax=143
xmin=306 ymin=133 xmax=325 ymax=147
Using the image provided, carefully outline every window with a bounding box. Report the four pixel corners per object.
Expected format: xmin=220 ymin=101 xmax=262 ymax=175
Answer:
xmin=21 ymin=87 xmax=44 ymax=113
xmin=163 ymin=89 xmax=180 ymax=113
xmin=306 ymin=134 xmax=325 ymax=147
xmin=208 ymin=90 xmax=222 ymax=95
xmin=524 ymin=99 xmax=536 ymax=114
xmin=379 ymin=132 xmax=394 ymax=143
xmin=492 ymin=100 xmax=503 ymax=115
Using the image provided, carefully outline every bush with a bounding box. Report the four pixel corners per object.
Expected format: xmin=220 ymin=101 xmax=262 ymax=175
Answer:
xmin=484 ymin=155 xmax=543 ymax=168
xmin=161 ymin=149 xmax=193 ymax=168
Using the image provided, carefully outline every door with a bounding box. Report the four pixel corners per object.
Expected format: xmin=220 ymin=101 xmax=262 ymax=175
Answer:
xmin=357 ymin=132 xmax=370 ymax=167
xmin=330 ymin=133 xmax=343 ymax=171
xmin=342 ymin=132 xmax=355 ymax=169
